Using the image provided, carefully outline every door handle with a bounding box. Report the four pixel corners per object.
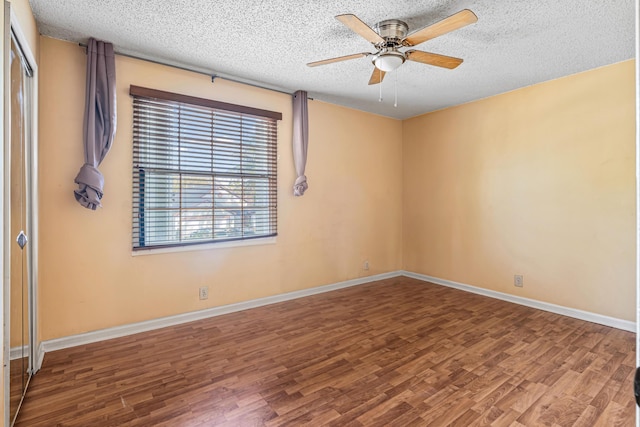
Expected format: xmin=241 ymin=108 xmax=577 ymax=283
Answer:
xmin=16 ymin=230 xmax=27 ymax=249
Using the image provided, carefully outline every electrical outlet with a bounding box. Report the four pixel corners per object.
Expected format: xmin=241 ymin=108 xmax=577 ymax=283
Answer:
xmin=199 ymin=286 xmax=209 ymax=300
xmin=363 ymin=260 xmax=370 ymax=271
xmin=514 ymin=275 xmax=523 ymax=287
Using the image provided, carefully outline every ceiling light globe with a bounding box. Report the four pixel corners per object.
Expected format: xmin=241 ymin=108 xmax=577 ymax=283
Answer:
xmin=373 ymin=52 xmax=405 ymax=72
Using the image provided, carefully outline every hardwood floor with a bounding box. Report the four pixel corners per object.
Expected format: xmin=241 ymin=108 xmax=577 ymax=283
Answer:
xmin=16 ymin=277 xmax=635 ymax=426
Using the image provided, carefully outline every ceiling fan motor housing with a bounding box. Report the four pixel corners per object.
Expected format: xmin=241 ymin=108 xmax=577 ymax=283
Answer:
xmin=373 ymin=19 xmax=409 ymax=47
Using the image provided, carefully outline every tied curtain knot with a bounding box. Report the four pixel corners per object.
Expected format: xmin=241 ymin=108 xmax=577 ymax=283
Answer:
xmin=294 ymin=175 xmax=308 ymax=197
xmin=74 ymin=163 xmax=105 ymax=210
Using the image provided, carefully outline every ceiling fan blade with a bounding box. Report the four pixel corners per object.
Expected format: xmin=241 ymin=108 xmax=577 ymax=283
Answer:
xmin=406 ymin=50 xmax=463 ymax=69
xmin=307 ymin=52 xmax=369 ymax=67
xmin=403 ymin=9 xmax=477 ymax=46
xmin=368 ymin=68 xmax=386 ymax=85
xmin=336 ymin=14 xmax=385 ymax=45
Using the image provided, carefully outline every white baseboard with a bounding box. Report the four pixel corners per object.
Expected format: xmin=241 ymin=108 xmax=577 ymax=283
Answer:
xmin=402 ymin=271 xmax=636 ymax=332
xmin=10 ymin=341 xmax=44 ymax=373
xmin=41 ymin=271 xmax=402 ymax=354
xmin=10 ymin=342 xmax=44 ymax=374
xmin=9 ymin=345 xmax=26 ymax=361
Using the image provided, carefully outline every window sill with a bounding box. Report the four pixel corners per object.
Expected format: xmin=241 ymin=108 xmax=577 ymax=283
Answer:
xmin=131 ymin=236 xmax=277 ymax=257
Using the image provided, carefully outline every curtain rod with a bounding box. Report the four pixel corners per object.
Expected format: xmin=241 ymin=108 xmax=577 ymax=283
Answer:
xmin=77 ymin=43 xmax=309 ymax=98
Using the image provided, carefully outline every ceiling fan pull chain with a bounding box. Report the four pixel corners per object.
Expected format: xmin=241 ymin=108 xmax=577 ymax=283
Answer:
xmin=379 ymin=76 xmax=383 ymax=102
xmin=394 ymin=71 xmax=398 ymax=108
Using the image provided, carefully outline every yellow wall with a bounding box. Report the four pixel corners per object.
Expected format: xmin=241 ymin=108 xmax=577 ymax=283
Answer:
xmin=38 ymin=37 xmax=403 ymax=340
xmin=37 ymin=36 xmax=635 ymax=339
xmin=403 ymin=60 xmax=636 ymax=321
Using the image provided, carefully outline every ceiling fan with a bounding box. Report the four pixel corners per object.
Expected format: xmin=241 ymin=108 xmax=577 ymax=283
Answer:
xmin=307 ymin=9 xmax=478 ymax=85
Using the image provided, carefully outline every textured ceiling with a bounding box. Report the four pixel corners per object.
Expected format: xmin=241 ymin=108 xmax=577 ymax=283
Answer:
xmin=29 ymin=0 xmax=635 ymax=119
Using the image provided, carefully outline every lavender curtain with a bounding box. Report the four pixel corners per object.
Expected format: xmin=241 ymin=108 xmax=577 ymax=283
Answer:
xmin=73 ymin=38 xmax=117 ymax=210
xmin=292 ymin=90 xmax=308 ymax=196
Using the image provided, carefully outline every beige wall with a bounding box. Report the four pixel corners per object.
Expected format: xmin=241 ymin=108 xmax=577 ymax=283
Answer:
xmin=38 ymin=37 xmax=403 ymax=341
xmin=37 ymin=36 xmax=636 ymax=339
xmin=403 ymin=60 xmax=636 ymax=321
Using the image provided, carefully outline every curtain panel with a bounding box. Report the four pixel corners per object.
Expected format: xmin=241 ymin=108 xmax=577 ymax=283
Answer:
xmin=292 ymin=90 xmax=309 ymax=196
xmin=73 ymin=37 xmax=117 ymax=210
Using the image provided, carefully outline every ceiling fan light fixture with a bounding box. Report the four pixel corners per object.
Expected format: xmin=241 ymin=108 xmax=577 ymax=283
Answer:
xmin=373 ymin=51 xmax=405 ymax=72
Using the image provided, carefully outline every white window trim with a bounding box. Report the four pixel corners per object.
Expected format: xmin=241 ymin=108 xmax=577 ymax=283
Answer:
xmin=131 ymin=235 xmax=277 ymax=256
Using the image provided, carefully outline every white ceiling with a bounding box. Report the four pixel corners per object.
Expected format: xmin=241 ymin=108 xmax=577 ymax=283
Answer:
xmin=29 ymin=0 xmax=635 ymax=119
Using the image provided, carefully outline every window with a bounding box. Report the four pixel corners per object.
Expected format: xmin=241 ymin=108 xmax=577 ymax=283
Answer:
xmin=130 ymin=86 xmax=281 ymax=250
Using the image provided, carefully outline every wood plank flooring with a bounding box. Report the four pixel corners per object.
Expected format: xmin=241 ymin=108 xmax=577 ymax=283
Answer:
xmin=16 ymin=277 xmax=636 ymax=426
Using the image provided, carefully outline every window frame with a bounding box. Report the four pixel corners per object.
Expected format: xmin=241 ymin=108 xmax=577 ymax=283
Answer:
xmin=130 ymin=85 xmax=281 ymax=251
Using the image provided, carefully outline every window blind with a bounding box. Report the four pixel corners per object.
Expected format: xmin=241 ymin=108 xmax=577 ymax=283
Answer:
xmin=130 ymin=86 xmax=280 ymax=250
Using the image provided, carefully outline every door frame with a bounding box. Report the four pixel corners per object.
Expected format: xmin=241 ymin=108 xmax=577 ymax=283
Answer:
xmin=9 ymin=5 xmax=39 ymax=376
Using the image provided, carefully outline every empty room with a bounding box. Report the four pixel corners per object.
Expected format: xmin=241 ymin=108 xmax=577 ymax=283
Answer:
xmin=0 ymin=0 xmax=637 ymax=426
